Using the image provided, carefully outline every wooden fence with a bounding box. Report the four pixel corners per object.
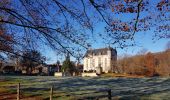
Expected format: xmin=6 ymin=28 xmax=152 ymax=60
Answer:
xmin=16 ymin=83 xmax=112 ymax=100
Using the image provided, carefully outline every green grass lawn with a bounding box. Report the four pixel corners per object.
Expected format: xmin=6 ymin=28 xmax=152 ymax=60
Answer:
xmin=1 ymin=76 xmax=170 ymax=100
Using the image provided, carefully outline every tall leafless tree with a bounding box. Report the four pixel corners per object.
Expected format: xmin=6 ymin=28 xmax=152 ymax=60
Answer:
xmin=0 ymin=0 xmax=169 ymax=60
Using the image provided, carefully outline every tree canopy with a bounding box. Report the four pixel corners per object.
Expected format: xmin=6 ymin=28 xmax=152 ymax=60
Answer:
xmin=19 ymin=50 xmax=45 ymax=74
xmin=62 ymin=53 xmax=75 ymax=75
xmin=0 ymin=0 xmax=169 ymax=60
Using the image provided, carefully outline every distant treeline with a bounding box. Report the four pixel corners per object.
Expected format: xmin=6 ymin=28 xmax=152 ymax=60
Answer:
xmin=117 ymin=50 xmax=170 ymax=76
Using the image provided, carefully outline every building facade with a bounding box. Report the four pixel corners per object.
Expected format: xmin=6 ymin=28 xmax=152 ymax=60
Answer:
xmin=83 ymin=47 xmax=117 ymax=73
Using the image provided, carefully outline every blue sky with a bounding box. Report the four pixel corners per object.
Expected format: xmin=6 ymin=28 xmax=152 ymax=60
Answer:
xmin=42 ymin=0 xmax=169 ymax=64
xmin=44 ymin=27 xmax=169 ymax=64
xmin=91 ymin=24 xmax=169 ymax=56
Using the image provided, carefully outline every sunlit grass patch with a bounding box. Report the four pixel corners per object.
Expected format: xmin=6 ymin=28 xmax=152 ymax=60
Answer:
xmin=0 ymin=87 xmax=10 ymax=93
xmin=101 ymin=73 xmax=145 ymax=78
xmin=140 ymin=91 xmax=170 ymax=100
xmin=55 ymin=95 xmax=77 ymax=100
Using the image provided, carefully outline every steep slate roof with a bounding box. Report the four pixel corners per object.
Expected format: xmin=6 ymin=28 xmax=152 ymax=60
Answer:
xmin=84 ymin=47 xmax=116 ymax=57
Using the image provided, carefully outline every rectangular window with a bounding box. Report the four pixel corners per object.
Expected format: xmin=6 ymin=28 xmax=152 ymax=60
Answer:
xmin=86 ymin=59 xmax=88 ymax=68
xmin=90 ymin=59 xmax=92 ymax=69
xmin=98 ymin=57 xmax=101 ymax=67
xmin=105 ymin=58 xmax=107 ymax=68
xmin=93 ymin=59 xmax=95 ymax=67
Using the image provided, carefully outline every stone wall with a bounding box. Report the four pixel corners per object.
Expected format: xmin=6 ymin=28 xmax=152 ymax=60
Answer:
xmin=82 ymin=73 xmax=98 ymax=77
xmin=54 ymin=72 xmax=62 ymax=77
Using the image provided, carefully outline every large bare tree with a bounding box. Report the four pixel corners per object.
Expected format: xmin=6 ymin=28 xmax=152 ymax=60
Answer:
xmin=0 ymin=0 xmax=169 ymax=60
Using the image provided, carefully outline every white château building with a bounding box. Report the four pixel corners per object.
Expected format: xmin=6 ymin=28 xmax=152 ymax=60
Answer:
xmin=83 ymin=47 xmax=117 ymax=73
